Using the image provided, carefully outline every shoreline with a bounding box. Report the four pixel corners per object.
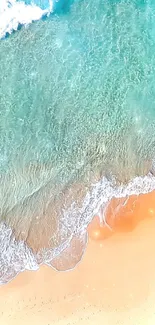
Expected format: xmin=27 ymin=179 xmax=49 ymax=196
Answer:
xmin=0 ymin=176 xmax=155 ymax=285
xmin=0 ymin=191 xmax=155 ymax=324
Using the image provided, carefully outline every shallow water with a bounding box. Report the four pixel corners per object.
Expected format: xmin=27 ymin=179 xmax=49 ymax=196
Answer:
xmin=0 ymin=0 xmax=155 ymax=284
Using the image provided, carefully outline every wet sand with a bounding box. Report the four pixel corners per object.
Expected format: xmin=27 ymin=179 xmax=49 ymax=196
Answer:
xmin=0 ymin=191 xmax=155 ymax=325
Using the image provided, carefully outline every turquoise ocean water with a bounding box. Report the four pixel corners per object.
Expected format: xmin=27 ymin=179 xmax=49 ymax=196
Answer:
xmin=0 ymin=0 xmax=155 ymax=284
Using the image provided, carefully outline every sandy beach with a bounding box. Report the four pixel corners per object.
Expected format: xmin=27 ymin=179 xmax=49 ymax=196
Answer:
xmin=0 ymin=191 xmax=155 ymax=325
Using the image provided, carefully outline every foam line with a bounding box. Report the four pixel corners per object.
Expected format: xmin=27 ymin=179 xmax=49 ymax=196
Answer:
xmin=0 ymin=173 xmax=155 ymax=285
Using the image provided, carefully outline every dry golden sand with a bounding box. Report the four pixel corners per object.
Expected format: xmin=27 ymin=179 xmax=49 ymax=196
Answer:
xmin=0 ymin=194 xmax=155 ymax=325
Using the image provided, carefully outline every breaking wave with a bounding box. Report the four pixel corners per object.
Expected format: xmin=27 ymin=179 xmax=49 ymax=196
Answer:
xmin=0 ymin=0 xmax=53 ymax=39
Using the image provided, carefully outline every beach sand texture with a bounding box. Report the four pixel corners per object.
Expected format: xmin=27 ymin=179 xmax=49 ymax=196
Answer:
xmin=0 ymin=191 xmax=155 ymax=325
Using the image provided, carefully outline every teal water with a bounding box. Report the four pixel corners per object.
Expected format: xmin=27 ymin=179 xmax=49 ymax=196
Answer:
xmin=1 ymin=0 xmax=155 ymax=282
xmin=1 ymin=1 xmax=155 ymax=179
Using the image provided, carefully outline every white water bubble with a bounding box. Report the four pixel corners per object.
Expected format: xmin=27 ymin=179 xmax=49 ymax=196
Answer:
xmin=0 ymin=0 xmax=53 ymax=39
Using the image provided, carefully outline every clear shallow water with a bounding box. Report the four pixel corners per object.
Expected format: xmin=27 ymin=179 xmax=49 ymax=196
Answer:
xmin=0 ymin=0 xmax=155 ymax=284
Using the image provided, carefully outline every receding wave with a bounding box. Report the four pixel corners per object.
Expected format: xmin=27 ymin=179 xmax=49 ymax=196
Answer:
xmin=0 ymin=173 xmax=155 ymax=285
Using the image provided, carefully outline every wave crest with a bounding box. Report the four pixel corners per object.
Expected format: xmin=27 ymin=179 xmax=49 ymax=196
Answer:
xmin=0 ymin=0 xmax=53 ymax=39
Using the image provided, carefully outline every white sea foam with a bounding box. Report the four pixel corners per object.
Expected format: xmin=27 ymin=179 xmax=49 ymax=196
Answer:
xmin=0 ymin=173 xmax=155 ymax=284
xmin=61 ymin=173 xmax=155 ymax=237
xmin=0 ymin=0 xmax=53 ymax=39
